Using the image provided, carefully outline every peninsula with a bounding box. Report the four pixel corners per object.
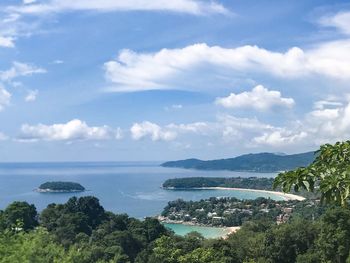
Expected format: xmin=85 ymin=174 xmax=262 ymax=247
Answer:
xmin=161 ymin=151 xmax=315 ymax=172
xmin=162 ymin=177 xmax=306 ymax=201
xmin=36 ymin=181 xmax=85 ymax=193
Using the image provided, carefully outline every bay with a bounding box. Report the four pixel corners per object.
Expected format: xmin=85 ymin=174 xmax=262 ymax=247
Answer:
xmin=0 ymin=162 xmax=279 ymax=219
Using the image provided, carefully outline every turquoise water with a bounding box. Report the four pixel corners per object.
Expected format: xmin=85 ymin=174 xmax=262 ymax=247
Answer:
xmin=0 ymin=162 xmax=279 ymax=219
xmin=163 ymin=223 xmax=232 ymax=239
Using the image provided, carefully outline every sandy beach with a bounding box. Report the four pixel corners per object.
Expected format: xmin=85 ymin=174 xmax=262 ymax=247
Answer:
xmin=224 ymin=226 xmax=241 ymax=238
xmin=188 ymin=187 xmax=306 ymax=201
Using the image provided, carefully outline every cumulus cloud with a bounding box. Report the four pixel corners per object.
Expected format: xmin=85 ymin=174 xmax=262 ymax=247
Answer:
xmin=216 ymin=85 xmax=295 ymax=111
xmin=129 ymin=101 xmax=350 ymax=150
xmin=253 ymin=101 xmax=350 ymax=147
xmin=0 ymin=61 xmax=46 ymax=82
xmin=305 ymin=102 xmax=350 ymax=143
xmin=25 ymin=89 xmax=38 ymax=102
xmin=130 ymin=121 xmax=177 ymax=141
xmin=19 ymin=119 xmax=121 ymax=141
xmin=0 ymin=85 xmax=11 ymax=111
xmin=103 ymin=39 xmax=350 ymax=92
xmin=8 ymin=0 xmax=229 ymax=16
xmin=130 ymin=116 xmax=277 ymax=146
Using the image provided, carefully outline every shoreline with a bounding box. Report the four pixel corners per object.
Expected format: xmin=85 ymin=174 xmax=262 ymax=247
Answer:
xmin=35 ymin=188 xmax=85 ymax=193
xmin=161 ymin=219 xmax=240 ymax=238
xmin=164 ymin=187 xmax=305 ymax=201
xmin=204 ymin=187 xmax=305 ymax=201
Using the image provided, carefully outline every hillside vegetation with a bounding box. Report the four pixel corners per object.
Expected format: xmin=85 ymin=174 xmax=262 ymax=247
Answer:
xmin=162 ymin=151 xmax=315 ymax=172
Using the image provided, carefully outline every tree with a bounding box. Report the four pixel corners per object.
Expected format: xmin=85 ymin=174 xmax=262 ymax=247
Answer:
xmin=264 ymin=218 xmax=319 ymax=263
xmin=316 ymin=207 xmax=350 ymax=263
xmin=274 ymin=141 xmax=350 ymax=207
xmin=151 ymin=236 xmax=183 ymax=263
xmin=178 ymin=247 xmax=225 ymax=263
xmin=0 ymin=201 xmax=38 ymax=231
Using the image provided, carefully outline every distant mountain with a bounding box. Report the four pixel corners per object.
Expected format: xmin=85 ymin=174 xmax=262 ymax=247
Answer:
xmin=161 ymin=151 xmax=316 ymax=172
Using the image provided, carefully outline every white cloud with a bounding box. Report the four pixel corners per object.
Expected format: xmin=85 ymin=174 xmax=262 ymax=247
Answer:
xmin=0 ymin=12 xmax=31 ymax=48
xmin=253 ymin=101 xmax=350 ymax=147
xmin=253 ymin=130 xmax=308 ymax=147
xmin=167 ymin=122 xmax=209 ymax=135
xmin=309 ymin=108 xmax=340 ymax=120
xmin=9 ymin=0 xmax=229 ymax=15
xmin=23 ymin=0 xmax=37 ymax=4
xmin=0 ymin=62 xmax=46 ymax=82
xmin=172 ymin=104 xmax=183 ymax=109
xmin=0 ymin=36 xmax=15 ymax=48
xmin=104 ymin=40 xmax=350 ymax=92
xmin=0 ymin=85 xmax=11 ymax=111
xmin=320 ymin=11 xmax=350 ymax=35
xmin=19 ymin=119 xmax=121 ymax=141
xmin=25 ymin=89 xmax=38 ymax=102
xmin=0 ymin=132 xmax=8 ymax=141
xmin=313 ymin=100 xmax=343 ymax=110
xmin=130 ymin=115 xmax=277 ymax=146
xmin=305 ymin=102 xmax=350 ymax=143
xmin=216 ymin=85 xmax=294 ymax=111
xmin=130 ymin=121 xmax=177 ymax=141
xmin=52 ymin=60 xmax=64 ymax=64
xmin=164 ymin=104 xmax=183 ymax=111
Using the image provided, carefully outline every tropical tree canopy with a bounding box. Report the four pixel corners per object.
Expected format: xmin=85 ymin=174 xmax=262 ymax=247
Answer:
xmin=274 ymin=141 xmax=350 ymax=207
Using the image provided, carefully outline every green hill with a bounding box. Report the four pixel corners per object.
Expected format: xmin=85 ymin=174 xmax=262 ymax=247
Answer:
xmin=161 ymin=151 xmax=315 ymax=172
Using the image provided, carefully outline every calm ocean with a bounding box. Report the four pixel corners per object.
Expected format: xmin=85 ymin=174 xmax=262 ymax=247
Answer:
xmin=0 ymin=162 xmax=279 ymax=219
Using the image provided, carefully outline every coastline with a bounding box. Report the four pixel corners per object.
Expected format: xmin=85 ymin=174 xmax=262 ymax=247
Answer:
xmin=203 ymin=187 xmax=305 ymax=201
xmin=164 ymin=187 xmax=305 ymax=201
xmin=35 ymin=188 xmax=85 ymax=193
xmin=160 ymin=219 xmax=240 ymax=238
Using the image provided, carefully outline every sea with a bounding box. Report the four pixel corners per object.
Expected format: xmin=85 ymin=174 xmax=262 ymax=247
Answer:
xmin=0 ymin=162 xmax=279 ymax=238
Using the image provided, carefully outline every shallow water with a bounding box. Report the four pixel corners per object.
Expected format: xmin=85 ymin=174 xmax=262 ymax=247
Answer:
xmin=0 ymin=162 xmax=279 ymax=219
xmin=163 ymin=223 xmax=232 ymax=239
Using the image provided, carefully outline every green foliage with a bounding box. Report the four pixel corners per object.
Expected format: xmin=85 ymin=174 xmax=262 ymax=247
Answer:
xmin=0 ymin=201 xmax=38 ymax=231
xmin=0 ymin=228 xmax=66 ymax=263
xmin=317 ymin=207 xmax=350 ymax=263
xmin=2 ymin=194 xmax=350 ymax=262
xmin=264 ymin=218 xmax=319 ymax=263
xmin=163 ymin=177 xmax=275 ymax=190
xmin=274 ymin=141 xmax=350 ymax=207
xmin=38 ymin=196 xmax=168 ymax=261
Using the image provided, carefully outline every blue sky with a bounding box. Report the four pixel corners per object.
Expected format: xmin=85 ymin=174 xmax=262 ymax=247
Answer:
xmin=1 ymin=0 xmax=350 ymax=161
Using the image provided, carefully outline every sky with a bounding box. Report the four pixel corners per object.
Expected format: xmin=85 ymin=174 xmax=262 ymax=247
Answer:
xmin=1 ymin=0 xmax=350 ymax=162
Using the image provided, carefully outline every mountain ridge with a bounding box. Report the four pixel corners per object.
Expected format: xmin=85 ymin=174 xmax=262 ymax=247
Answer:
xmin=161 ymin=151 xmax=316 ymax=172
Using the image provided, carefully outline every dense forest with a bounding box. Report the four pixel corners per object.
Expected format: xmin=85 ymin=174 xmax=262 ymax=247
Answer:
xmin=38 ymin=181 xmax=85 ymax=192
xmin=1 ymin=196 xmax=350 ymax=262
xmin=163 ymin=177 xmax=275 ymax=190
xmin=161 ymin=151 xmax=315 ymax=172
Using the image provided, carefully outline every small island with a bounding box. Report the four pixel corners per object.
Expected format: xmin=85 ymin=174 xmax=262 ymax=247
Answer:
xmin=36 ymin=181 xmax=85 ymax=193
